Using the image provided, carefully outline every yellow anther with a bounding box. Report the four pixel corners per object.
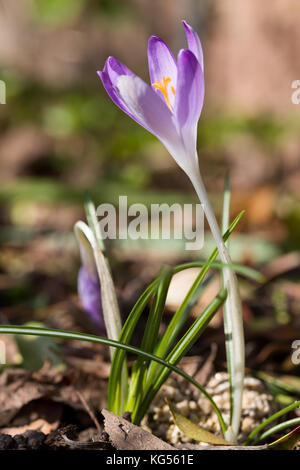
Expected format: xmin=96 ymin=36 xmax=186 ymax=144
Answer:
xmin=152 ymin=76 xmax=174 ymax=111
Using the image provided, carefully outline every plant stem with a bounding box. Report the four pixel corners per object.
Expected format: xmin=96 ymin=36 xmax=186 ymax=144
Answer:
xmin=189 ymin=168 xmax=245 ymax=442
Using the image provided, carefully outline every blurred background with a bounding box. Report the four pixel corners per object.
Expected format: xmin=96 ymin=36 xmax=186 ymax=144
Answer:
xmin=0 ymin=0 xmax=299 ymax=373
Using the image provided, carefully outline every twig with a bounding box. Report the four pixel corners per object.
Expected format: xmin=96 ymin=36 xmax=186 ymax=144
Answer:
xmin=75 ymin=389 xmax=101 ymax=433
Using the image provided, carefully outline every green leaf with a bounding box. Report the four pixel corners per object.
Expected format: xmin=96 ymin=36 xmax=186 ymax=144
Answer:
xmin=147 ymin=273 xmax=214 ymax=387
xmin=146 ymin=210 xmax=246 ymax=387
xmin=134 ymin=288 xmax=228 ymax=430
xmin=108 ymin=279 xmax=159 ymax=414
xmin=253 ymin=418 xmax=300 ymax=445
xmin=268 ymin=425 xmax=300 ymax=450
xmin=140 ymin=266 xmax=173 ymax=355
xmin=167 ymin=400 xmax=234 ymax=445
xmin=0 ymin=324 xmax=226 ymax=433
xmin=257 ymin=371 xmax=300 ymax=398
xmin=174 ymin=260 xmax=265 ymax=283
xmin=278 ymin=376 xmax=300 ymax=392
xmin=244 ymin=399 xmax=300 ymax=445
xmin=126 ymin=266 xmax=173 ymax=413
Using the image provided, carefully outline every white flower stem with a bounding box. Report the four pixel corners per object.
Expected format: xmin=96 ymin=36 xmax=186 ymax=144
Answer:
xmin=189 ymin=168 xmax=245 ymax=443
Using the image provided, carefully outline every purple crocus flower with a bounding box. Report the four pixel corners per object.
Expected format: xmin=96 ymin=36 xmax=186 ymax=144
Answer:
xmin=98 ymin=21 xmax=245 ymax=441
xmin=97 ymin=20 xmax=204 ymax=183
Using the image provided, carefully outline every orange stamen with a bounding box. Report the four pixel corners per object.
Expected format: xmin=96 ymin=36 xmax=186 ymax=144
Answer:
xmin=152 ymin=76 xmax=174 ymax=111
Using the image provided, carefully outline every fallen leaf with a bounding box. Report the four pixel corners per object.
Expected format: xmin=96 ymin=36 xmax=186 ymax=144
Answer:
xmin=167 ymin=400 xmax=235 ymax=446
xmin=0 ymin=363 xmax=107 ymax=427
xmin=1 ymin=418 xmax=59 ymax=436
xmin=268 ymin=425 xmax=300 ymax=450
xmin=102 ymin=409 xmax=175 ymax=450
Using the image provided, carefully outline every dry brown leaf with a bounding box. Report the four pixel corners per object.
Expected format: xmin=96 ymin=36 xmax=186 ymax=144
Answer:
xmin=167 ymin=400 xmax=235 ymax=446
xmin=0 ymin=364 xmax=107 ymax=427
xmin=1 ymin=418 xmax=59 ymax=436
xmin=102 ymin=410 xmax=175 ymax=450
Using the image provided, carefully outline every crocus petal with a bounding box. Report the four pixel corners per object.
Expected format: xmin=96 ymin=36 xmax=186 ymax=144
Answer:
xmin=78 ymin=266 xmax=105 ymax=332
xmin=148 ymin=36 xmax=177 ymax=108
xmin=116 ymin=74 xmax=181 ymax=146
xmin=97 ymin=58 xmax=149 ymax=131
xmin=174 ymin=49 xmax=204 ymax=172
xmin=105 ymin=56 xmax=134 ymax=85
xmin=183 ymin=20 xmax=204 ymax=70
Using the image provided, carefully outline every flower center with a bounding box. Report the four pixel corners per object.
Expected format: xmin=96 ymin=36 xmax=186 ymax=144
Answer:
xmin=152 ymin=76 xmax=176 ymax=111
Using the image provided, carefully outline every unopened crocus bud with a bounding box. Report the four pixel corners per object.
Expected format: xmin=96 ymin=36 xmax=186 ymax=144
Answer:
xmin=77 ymin=265 xmax=105 ymax=332
xmin=74 ymin=221 xmax=105 ymax=333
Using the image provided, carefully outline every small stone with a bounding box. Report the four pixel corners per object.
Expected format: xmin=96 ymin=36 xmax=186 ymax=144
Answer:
xmin=0 ymin=434 xmax=16 ymax=450
xmin=176 ymin=399 xmax=189 ymax=415
xmin=14 ymin=434 xmax=28 ymax=449
xmin=23 ymin=431 xmax=45 ymax=450
xmin=189 ymin=400 xmax=197 ymax=410
xmin=241 ymin=416 xmax=253 ymax=432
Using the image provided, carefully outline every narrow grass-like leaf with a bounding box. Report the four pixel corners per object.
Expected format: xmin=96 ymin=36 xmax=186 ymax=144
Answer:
xmin=146 ymin=272 xmax=215 ymax=388
xmin=174 ymin=261 xmax=264 ymax=283
xmin=108 ymin=279 xmax=158 ymax=414
xmin=134 ymin=288 xmax=227 ymax=431
xmin=253 ymin=419 xmax=300 ymax=445
xmin=126 ymin=266 xmax=173 ymax=413
xmin=146 ymin=211 xmax=246 ymax=385
xmin=257 ymin=371 xmax=300 ymax=397
xmin=0 ymin=324 xmax=226 ymax=433
xmin=267 ymin=425 xmax=300 ymax=450
xmin=244 ymin=399 xmax=300 ymax=445
xmin=140 ymin=266 xmax=173 ymax=355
